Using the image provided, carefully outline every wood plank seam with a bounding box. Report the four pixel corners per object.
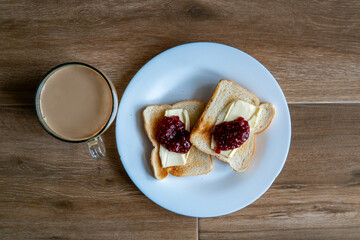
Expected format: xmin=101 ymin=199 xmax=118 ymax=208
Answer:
xmin=288 ymin=101 xmax=360 ymax=104
xmin=197 ymin=217 xmax=199 ymax=240
xmin=1 ymin=102 xmax=360 ymax=107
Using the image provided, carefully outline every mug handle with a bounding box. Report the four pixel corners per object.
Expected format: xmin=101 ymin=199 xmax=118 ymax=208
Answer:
xmin=87 ymin=135 xmax=106 ymax=159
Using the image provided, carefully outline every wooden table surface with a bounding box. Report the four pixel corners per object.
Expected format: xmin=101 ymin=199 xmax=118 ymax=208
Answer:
xmin=1 ymin=1 xmax=359 ymax=239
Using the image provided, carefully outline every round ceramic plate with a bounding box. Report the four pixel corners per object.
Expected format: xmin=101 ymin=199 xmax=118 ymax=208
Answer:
xmin=115 ymin=42 xmax=291 ymax=217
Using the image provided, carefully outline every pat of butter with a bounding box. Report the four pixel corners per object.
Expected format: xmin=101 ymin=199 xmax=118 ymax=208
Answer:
xmin=159 ymin=109 xmax=190 ymax=168
xmin=211 ymin=100 xmax=259 ymax=157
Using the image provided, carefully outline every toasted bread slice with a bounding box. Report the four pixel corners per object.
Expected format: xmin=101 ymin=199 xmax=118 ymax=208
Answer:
xmin=190 ymin=79 xmax=275 ymax=172
xmin=143 ymin=100 xmax=213 ymax=180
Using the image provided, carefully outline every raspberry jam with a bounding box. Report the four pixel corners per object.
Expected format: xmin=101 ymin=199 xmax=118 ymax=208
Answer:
xmin=213 ymin=117 xmax=250 ymax=153
xmin=156 ymin=116 xmax=191 ymax=153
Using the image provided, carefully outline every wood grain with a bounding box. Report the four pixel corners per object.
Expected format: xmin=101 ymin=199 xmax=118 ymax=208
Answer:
xmin=199 ymin=104 xmax=360 ymax=240
xmin=0 ymin=0 xmax=359 ymax=105
xmin=1 ymin=1 xmax=360 ymax=239
xmin=0 ymin=106 xmax=197 ymax=240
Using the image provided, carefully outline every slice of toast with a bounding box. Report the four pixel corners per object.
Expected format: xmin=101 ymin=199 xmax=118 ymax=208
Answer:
xmin=143 ymin=100 xmax=213 ymax=180
xmin=190 ymin=79 xmax=275 ymax=172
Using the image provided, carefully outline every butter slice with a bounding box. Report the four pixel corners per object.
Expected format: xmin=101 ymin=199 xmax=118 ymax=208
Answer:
xmin=159 ymin=109 xmax=190 ymax=168
xmin=211 ymin=100 xmax=259 ymax=157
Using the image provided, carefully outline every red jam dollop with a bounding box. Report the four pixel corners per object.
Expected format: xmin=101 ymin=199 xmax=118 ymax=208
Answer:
xmin=213 ymin=117 xmax=250 ymax=154
xmin=156 ymin=116 xmax=191 ymax=153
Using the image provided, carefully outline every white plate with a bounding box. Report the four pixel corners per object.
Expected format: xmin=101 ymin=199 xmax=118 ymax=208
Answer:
xmin=115 ymin=42 xmax=291 ymax=217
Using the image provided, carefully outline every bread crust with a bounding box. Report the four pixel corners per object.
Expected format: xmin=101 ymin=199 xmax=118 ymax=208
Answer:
xmin=253 ymin=103 xmax=276 ymax=134
xmin=190 ymin=79 xmax=275 ymax=172
xmin=143 ymin=100 xmax=213 ymax=180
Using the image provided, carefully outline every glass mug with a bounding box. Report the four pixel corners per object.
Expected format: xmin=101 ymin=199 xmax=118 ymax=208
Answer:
xmin=35 ymin=62 xmax=118 ymax=159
